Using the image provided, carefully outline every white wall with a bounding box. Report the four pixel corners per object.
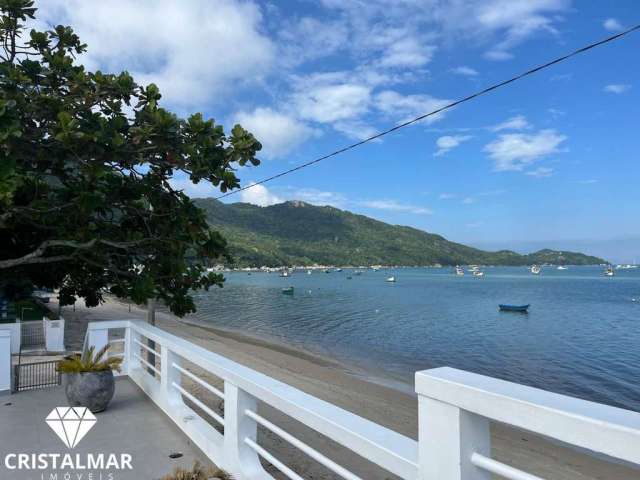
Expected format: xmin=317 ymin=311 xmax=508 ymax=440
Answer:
xmin=0 ymin=330 xmax=11 ymax=392
xmin=44 ymin=318 xmax=65 ymax=352
xmin=0 ymin=323 xmax=20 ymax=354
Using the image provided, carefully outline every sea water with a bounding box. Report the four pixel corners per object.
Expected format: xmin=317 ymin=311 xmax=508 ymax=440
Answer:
xmin=188 ymin=266 xmax=640 ymax=411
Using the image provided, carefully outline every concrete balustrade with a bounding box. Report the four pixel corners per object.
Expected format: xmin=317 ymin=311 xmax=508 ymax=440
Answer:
xmin=82 ymin=320 xmax=640 ymax=480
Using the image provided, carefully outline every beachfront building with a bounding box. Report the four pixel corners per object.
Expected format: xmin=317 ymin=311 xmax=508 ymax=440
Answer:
xmin=2 ymin=318 xmax=638 ymax=479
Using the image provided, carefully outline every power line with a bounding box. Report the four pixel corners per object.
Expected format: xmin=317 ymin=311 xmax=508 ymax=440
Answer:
xmin=217 ymin=24 xmax=640 ymax=200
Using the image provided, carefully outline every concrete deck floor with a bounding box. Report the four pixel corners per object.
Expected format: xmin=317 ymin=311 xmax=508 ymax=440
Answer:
xmin=0 ymin=377 xmax=214 ymax=479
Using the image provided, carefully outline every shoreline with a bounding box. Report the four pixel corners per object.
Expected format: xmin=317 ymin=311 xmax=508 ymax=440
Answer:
xmin=60 ymin=297 xmax=639 ymax=479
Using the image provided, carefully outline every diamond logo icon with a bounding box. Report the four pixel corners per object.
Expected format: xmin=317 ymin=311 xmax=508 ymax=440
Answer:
xmin=46 ymin=407 xmax=97 ymax=448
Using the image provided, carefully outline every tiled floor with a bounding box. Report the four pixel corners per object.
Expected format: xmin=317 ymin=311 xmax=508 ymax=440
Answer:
xmin=0 ymin=377 xmax=213 ymax=479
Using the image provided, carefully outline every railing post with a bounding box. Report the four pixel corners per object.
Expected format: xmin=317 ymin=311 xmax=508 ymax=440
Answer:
xmin=417 ymin=384 xmax=491 ymax=480
xmin=161 ymin=346 xmax=183 ymax=407
xmin=127 ymin=326 xmax=142 ymax=372
xmin=223 ymin=381 xmax=271 ymax=479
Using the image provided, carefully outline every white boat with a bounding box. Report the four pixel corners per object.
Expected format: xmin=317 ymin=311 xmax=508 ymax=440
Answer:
xmin=530 ymin=265 xmax=541 ymax=275
xmin=307 ymin=270 xmax=312 ymax=275
xmin=472 ymin=270 xmax=484 ymax=277
xmin=279 ymin=271 xmax=290 ymax=278
xmin=455 ymin=266 xmax=464 ymax=276
xmin=385 ymin=276 xmax=396 ymax=282
xmin=604 ymin=266 xmax=615 ymax=277
xmin=335 ymin=268 xmax=343 ymax=272
xmin=557 ymin=265 xmax=568 ymax=270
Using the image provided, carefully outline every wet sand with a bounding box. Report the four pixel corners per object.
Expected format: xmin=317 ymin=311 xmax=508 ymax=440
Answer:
xmin=60 ymin=297 xmax=639 ymax=479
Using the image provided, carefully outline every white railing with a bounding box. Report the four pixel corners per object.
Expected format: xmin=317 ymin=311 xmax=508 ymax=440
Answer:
xmin=83 ymin=320 xmax=640 ymax=480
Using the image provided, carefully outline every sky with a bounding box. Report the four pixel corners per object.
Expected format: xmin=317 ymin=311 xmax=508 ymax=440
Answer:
xmin=33 ymin=1 xmax=640 ymax=262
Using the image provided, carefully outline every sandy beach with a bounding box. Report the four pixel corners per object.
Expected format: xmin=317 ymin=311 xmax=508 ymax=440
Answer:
xmin=59 ymin=297 xmax=639 ymax=480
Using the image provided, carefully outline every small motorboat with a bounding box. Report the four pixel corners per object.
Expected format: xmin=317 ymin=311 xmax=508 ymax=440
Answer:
xmin=335 ymin=268 xmax=343 ymax=272
xmin=279 ymin=271 xmax=290 ymax=278
xmin=604 ymin=266 xmax=615 ymax=277
xmin=530 ymin=265 xmax=541 ymax=275
xmin=307 ymin=270 xmax=312 ymax=275
xmin=473 ymin=270 xmax=484 ymax=277
xmin=281 ymin=286 xmax=294 ymax=295
xmin=455 ymin=266 xmax=464 ymax=276
xmin=557 ymin=265 xmax=568 ymax=270
xmin=499 ymin=304 xmax=530 ymax=313
xmin=386 ymin=276 xmax=396 ymax=283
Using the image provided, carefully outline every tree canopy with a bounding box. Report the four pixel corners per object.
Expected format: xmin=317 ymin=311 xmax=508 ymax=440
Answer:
xmin=0 ymin=0 xmax=262 ymax=315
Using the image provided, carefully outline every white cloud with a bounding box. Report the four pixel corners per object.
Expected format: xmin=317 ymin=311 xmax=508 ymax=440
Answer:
xmin=333 ymin=121 xmax=379 ymax=140
xmin=578 ymin=179 xmax=598 ymax=184
xmin=168 ymin=177 xmax=219 ymax=198
xmin=289 ymin=188 xmax=347 ymax=208
xmin=525 ymin=167 xmax=554 ymax=178
xmin=466 ymin=221 xmax=484 ymax=228
xmin=239 ymin=183 xmax=283 ymax=206
xmin=359 ymin=200 xmax=433 ymax=215
xmin=484 ymin=129 xmax=567 ymax=171
xmin=233 ymin=108 xmax=316 ymax=159
xmin=435 ymin=135 xmax=473 ymax=156
xmin=491 ymin=115 xmax=530 ymax=132
xmin=34 ymin=0 xmax=275 ymax=111
xmin=462 ymin=197 xmax=476 ymax=204
xmin=603 ymin=18 xmax=624 ymax=32
xmin=450 ymin=66 xmax=479 ymax=76
xmin=475 ymin=0 xmax=569 ymax=60
xmin=374 ymin=90 xmax=451 ymax=124
xmin=377 ymin=37 xmax=436 ymax=68
xmin=439 ymin=193 xmax=456 ymax=200
xmin=484 ymin=50 xmax=514 ymax=61
xmin=604 ymin=84 xmax=631 ymax=94
xmin=293 ymin=81 xmax=372 ymax=123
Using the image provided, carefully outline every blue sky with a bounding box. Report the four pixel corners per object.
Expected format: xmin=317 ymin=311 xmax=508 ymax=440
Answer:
xmin=35 ymin=1 xmax=639 ymax=261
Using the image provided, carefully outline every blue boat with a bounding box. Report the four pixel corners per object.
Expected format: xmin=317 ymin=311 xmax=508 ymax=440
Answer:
xmin=499 ymin=304 xmax=530 ymax=312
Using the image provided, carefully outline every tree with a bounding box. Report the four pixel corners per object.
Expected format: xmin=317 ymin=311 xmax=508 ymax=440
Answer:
xmin=0 ymin=0 xmax=262 ymax=316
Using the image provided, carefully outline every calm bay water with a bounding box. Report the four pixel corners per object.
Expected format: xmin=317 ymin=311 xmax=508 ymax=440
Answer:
xmin=188 ymin=266 xmax=640 ymax=411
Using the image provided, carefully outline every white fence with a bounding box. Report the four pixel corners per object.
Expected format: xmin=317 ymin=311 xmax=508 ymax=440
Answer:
xmin=84 ymin=320 xmax=640 ymax=480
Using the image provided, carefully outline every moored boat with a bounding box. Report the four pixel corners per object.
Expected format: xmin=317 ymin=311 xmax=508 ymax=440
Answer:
xmin=499 ymin=304 xmax=530 ymax=312
xmin=386 ymin=276 xmax=396 ymax=282
xmin=455 ymin=266 xmax=464 ymax=276
xmin=281 ymin=286 xmax=294 ymax=295
xmin=604 ymin=265 xmax=615 ymax=277
xmin=530 ymin=265 xmax=541 ymax=275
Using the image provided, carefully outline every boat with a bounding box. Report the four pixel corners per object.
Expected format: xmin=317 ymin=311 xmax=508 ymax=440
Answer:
xmin=335 ymin=268 xmax=343 ymax=272
xmin=281 ymin=286 xmax=294 ymax=295
xmin=307 ymin=270 xmax=312 ymax=275
xmin=472 ymin=270 xmax=484 ymax=277
xmin=279 ymin=271 xmax=290 ymax=278
xmin=499 ymin=304 xmax=530 ymax=312
xmin=530 ymin=265 xmax=541 ymax=275
xmin=455 ymin=266 xmax=464 ymax=276
xmin=604 ymin=265 xmax=615 ymax=277
xmin=385 ymin=276 xmax=396 ymax=282
xmin=354 ymin=270 xmax=363 ymax=276
xmin=557 ymin=265 xmax=568 ymax=270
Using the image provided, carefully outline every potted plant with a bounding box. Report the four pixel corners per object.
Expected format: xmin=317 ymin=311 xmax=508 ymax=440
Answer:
xmin=59 ymin=344 xmax=123 ymax=413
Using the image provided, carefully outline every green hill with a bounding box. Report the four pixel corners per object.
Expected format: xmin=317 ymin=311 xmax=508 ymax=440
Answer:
xmin=194 ymin=199 xmax=606 ymax=267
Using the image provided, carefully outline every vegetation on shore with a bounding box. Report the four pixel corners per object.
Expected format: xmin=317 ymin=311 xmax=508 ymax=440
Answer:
xmin=196 ymin=199 xmax=606 ymax=267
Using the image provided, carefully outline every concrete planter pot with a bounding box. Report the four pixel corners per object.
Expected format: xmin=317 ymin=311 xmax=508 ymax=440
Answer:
xmin=64 ymin=370 xmax=115 ymax=413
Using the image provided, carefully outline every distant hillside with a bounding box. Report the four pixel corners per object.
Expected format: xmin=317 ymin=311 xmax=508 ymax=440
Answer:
xmin=194 ymin=199 xmax=606 ymax=267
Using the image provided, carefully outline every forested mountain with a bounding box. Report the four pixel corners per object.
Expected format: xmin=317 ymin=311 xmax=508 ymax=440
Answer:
xmin=195 ymin=199 xmax=606 ymax=267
